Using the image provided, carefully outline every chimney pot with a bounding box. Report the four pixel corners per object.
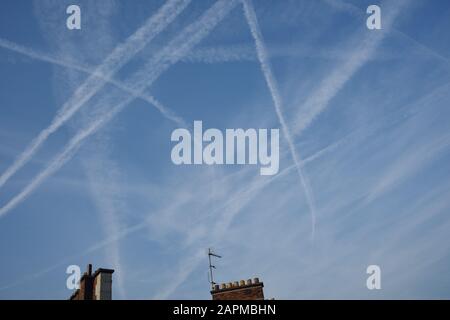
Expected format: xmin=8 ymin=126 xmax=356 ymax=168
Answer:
xmin=87 ymin=264 xmax=92 ymax=275
xmin=214 ymin=284 xmax=220 ymax=291
xmin=211 ymin=277 xmax=265 ymax=300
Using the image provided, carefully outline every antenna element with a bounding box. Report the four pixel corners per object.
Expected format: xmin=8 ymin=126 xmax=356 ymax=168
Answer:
xmin=208 ymin=248 xmax=222 ymax=289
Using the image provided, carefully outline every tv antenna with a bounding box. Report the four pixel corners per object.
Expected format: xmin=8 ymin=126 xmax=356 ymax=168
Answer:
xmin=208 ymin=248 xmax=222 ymax=289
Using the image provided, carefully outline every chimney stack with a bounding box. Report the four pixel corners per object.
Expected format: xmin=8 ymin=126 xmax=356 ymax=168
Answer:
xmin=69 ymin=264 xmax=114 ymax=300
xmin=211 ymin=277 xmax=265 ymax=300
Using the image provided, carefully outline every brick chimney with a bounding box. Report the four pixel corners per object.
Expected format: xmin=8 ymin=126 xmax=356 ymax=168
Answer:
xmin=211 ymin=277 xmax=264 ymax=300
xmin=92 ymin=268 xmax=114 ymax=300
xmin=70 ymin=264 xmax=114 ymax=300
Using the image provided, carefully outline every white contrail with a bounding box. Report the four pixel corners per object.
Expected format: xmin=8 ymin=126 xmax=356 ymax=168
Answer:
xmin=127 ymin=0 xmax=239 ymax=92
xmin=0 ymin=37 xmax=399 ymax=84
xmin=292 ymin=0 xmax=407 ymax=135
xmin=2 ymin=4 xmax=190 ymax=296
xmin=322 ymin=0 xmax=450 ymax=69
xmin=0 ymin=0 xmax=239 ymax=218
xmin=242 ymin=0 xmax=317 ymax=239
xmin=180 ymin=44 xmax=399 ymax=63
xmin=0 ymin=134 xmax=338 ymax=292
xmin=0 ymin=1 xmax=222 ymax=298
xmin=155 ymin=138 xmax=346 ymax=298
xmin=0 ymin=0 xmax=191 ymax=190
xmin=0 ymin=38 xmax=187 ymax=127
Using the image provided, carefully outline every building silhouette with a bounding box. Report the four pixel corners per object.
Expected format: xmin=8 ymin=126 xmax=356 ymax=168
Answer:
xmin=211 ymin=278 xmax=264 ymax=300
xmin=69 ymin=264 xmax=114 ymax=300
xmin=68 ymin=264 xmax=266 ymax=300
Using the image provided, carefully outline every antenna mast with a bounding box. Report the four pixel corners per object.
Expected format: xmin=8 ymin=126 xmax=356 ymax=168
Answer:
xmin=208 ymin=248 xmax=222 ymax=289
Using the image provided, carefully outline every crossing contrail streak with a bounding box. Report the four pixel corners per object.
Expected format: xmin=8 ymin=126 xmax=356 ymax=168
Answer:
xmin=292 ymin=0 xmax=407 ymax=136
xmin=0 ymin=0 xmax=191 ymax=190
xmin=0 ymin=0 xmax=239 ymax=218
xmin=0 ymin=38 xmax=187 ymax=127
xmin=322 ymin=0 xmax=450 ymax=70
xmin=0 ymin=133 xmax=338 ymax=293
xmin=155 ymin=138 xmax=345 ymax=298
xmin=242 ymin=0 xmax=317 ymax=239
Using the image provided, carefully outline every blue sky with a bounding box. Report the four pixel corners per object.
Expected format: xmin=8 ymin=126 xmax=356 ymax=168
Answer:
xmin=0 ymin=0 xmax=450 ymax=299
